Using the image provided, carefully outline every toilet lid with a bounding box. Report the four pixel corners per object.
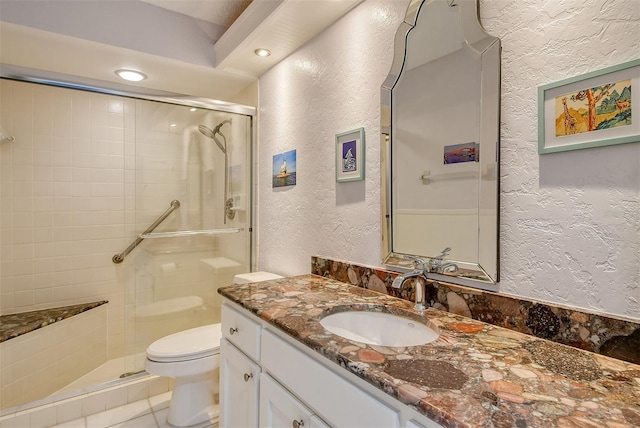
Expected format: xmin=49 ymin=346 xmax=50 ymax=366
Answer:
xmin=147 ymin=324 xmax=222 ymax=363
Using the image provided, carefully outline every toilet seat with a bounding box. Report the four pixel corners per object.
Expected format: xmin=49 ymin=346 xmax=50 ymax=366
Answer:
xmin=147 ymin=323 xmax=222 ymax=363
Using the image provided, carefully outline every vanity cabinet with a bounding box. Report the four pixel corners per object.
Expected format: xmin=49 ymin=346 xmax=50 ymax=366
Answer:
xmin=220 ymin=300 xmax=444 ymax=428
xmin=219 ymin=339 xmax=260 ymax=428
xmin=260 ymin=373 xmax=330 ymax=428
xmin=219 ymin=301 xmax=262 ymax=428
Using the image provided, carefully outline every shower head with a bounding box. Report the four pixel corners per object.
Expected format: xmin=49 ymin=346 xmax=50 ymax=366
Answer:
xmin=198 ymin=124 xmax=215 ymax=139
xmin=198 ymin=124 xmax=226 ymax=154
xmin=198 ymin=119 xmax=231 ymax=154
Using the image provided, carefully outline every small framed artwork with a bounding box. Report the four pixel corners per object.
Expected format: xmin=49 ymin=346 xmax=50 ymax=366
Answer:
xmin=272 ymin=149 xmax=296 ymax=188
xmin=444 ymin=142 xmax=479 ymax=164
xmin=538 ymin=59 xmax=639 ymax=154
xmin=335 ymin=128 xmax=365 ymax=182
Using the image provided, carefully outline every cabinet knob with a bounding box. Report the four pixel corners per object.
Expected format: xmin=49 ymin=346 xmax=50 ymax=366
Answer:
xmin=229 ymin=327 xmax=238 ymax=335
xmin=292 ymin=419 xmax=304 ymax=428
xmin=243 ymin=373 xmax=253 ymax=382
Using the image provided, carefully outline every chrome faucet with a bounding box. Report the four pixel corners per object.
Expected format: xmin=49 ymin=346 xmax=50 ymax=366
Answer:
xmin=391 ymin=256 xmax=428 ymax=312
xmin=428 ymin=247 xmax=453 ymax=273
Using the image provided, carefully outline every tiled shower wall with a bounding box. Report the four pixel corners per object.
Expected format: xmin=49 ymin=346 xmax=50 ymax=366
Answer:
xmin=0 ymin=79 xmax=134 ymax=361
xmin=0 ymin=79 xmax=251 ymax=408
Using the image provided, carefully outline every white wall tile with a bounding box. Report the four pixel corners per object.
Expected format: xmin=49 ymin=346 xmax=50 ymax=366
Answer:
xmin=53 ymin=152 xmax=73 ymax=168
xmin=82 ymin=393 xmax=106 ymax=417
xmin=55 ymin=398 xmax=83 ymax=425
xmin=32 ymin=165 xmax=52 ymax=182
xmin=33 ymin=135 xmax=53 ymax=152
xmin=12 ymin=165 xmax=33 ymax=181
xmin=104 ymin=387 xmax=127 ymax=411
xmin=12 ymin=260 xmax=33 ymax=277
xmin=33 ymin=182 xmax=53 ymax=197
xmin=126 ymin=381 xmax=148 ymax=404
xmin=27 ymin=403 xmax=56 ymax=428
xmin=13 ymin=290 xmax=34 ymax=307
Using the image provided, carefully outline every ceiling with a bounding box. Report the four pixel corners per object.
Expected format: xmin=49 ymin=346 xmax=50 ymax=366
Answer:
xmin=0 ymin=0 xmax=362 ymax=102
xmin=139 ymin=0 xmax=253 ymax=28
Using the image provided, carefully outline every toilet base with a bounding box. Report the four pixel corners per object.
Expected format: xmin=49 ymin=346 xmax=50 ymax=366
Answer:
xmin=167 ymin=371 xmax=219 ymax=427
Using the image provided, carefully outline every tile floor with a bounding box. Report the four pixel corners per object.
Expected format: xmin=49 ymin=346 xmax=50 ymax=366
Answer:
xmin=48 ymin=392 xmax=217 ymax=428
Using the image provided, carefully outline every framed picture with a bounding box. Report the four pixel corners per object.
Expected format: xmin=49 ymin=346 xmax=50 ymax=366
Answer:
xmin=538 ymin=59 xmax=639 ymax=154
xmin=272 ymin=149 xmax=296 ymax=188
xmin=444 ymin=142 xmax=478 ymax=164
xmin=335 ymin=128 xmax=365 ymax=182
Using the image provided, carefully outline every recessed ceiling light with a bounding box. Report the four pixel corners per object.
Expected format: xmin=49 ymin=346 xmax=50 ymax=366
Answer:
xmin=254 ymin=48 xmax=271 ymax=57
xmin=190 ymin=108 xmax=197 ymax=112
xmin=115 ymin=69 xmax=147 ymax=82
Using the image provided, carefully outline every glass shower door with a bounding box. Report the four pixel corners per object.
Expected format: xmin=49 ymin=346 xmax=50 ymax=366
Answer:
xmin=127 ymin=100 xmax=252 ymax=370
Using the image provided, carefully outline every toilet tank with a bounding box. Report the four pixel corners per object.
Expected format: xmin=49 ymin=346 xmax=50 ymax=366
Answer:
xmin=233 ymin=271 xmax=283 ymax=284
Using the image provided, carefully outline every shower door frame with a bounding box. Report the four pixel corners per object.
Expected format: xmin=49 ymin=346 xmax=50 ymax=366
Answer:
xmin=0 ymin=73 xmax=258 ymax=412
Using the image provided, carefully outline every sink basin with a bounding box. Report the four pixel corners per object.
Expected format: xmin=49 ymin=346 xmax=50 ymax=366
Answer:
xmin=320 ymin=310 xmax=439 ymax=347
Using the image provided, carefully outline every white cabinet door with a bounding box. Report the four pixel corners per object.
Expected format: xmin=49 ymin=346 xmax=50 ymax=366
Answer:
xmin=261 ymin=330 xmax=400 ymax=428
xmin=260 ymin=373 xmax=325 ymax=428
xmin=406 ymin=419 xmax=445 ymax=428
xmin=310 ymin=415 xmax=330 ymax=428
xmin=219 ymin=339 xmax=260 ymax=428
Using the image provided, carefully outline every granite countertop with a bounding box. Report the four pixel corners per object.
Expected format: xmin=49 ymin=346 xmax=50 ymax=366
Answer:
xmin=0 ymin=301 xmax=108 ymax=343
xmin=219 ymin=275 xmax=640 ymax=428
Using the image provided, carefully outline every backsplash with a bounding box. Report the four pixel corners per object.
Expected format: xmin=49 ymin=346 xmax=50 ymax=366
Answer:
xmin=311 ymin=256 xmax=640 ymax=365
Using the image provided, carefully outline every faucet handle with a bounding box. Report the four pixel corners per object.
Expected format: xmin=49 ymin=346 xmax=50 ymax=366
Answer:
xmin=405 ymin=255 xmax=427 ymax=270
xmin=436 ymin=247 xmax=451 ymax=258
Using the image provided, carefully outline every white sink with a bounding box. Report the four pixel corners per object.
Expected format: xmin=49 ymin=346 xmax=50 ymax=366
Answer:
xmin=320 ymin=310 xmax=439 ymax=347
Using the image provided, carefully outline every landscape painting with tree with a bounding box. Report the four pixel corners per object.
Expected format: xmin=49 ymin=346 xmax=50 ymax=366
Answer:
xmin=555 ymin=79 xmax=632 ymax=137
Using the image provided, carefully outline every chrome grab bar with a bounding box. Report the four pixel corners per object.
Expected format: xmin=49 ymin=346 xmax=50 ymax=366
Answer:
xmin=139 ymin=228 xmax=243 ymax=239
xmin=112 ymin=200 xmax=180 ymax=264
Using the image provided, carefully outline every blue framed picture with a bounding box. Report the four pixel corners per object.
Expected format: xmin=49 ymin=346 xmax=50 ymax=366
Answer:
xmin=272 ymin=149 xmax=296 ymax=188
xmin=335 ymin=128 xmax=365 ymax=182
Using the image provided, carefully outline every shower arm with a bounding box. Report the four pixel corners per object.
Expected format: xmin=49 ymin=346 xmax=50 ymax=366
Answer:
xmin=112 ymin=200 xmax=180 ymax=264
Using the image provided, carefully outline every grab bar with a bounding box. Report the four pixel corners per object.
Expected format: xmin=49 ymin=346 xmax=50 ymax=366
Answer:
xmin=139 ymin=228 xmax=243 ymax=239
xmin=112 ymin=200 xmax=180 ymax=264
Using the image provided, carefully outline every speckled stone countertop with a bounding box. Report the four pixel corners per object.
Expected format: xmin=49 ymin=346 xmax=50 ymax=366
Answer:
xmin=0 ymin=301 xmax=107 ymax=343
xmin=219 ymin=275 xmax=640 ymax=428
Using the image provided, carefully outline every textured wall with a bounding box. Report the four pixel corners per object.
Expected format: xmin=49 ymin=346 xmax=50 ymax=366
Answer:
xmin=257 ymin=0 xmax=640 ymax=320
xmin=481 ymin=0 xmax=640 ymax=319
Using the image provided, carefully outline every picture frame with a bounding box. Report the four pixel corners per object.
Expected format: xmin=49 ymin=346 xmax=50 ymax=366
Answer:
xmin=272 ymin=149 xmax=296 ymax=188
xmin=538 ymin=59 xmax=639 ymax=154
xmin=335 ymin=128 xmax=365 ymax=182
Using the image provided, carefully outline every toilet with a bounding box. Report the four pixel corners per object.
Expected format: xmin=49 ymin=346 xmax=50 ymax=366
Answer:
xmin=145 ymin=271 xmax=283 ymax=427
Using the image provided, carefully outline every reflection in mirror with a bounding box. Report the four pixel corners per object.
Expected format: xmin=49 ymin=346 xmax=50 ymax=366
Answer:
xmin=381 ymin=0 xmax=501 ymax=283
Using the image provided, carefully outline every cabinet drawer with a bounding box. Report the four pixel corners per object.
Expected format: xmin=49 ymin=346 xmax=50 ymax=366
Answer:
xmin=221 ymin=303 xmax=261 ymax=360
xmin=262 ymin=330 xmax=400 ymax=428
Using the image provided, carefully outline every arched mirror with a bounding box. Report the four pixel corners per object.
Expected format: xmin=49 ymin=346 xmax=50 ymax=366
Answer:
xmin=381 ymin=0 xmax=501 ymax=284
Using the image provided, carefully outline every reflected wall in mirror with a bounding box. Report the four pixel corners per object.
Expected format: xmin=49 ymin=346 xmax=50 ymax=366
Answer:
xmin=381 ymin=0 xmax=501 ymax=284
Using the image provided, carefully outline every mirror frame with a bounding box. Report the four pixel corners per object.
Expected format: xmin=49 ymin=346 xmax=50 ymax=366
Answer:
xmin=381 ymin=0 xmax=501 ymax=284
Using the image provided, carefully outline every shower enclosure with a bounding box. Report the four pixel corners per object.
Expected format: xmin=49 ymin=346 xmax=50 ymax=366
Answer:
xmin=0 ymin=78 xmax=254 ymax=410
